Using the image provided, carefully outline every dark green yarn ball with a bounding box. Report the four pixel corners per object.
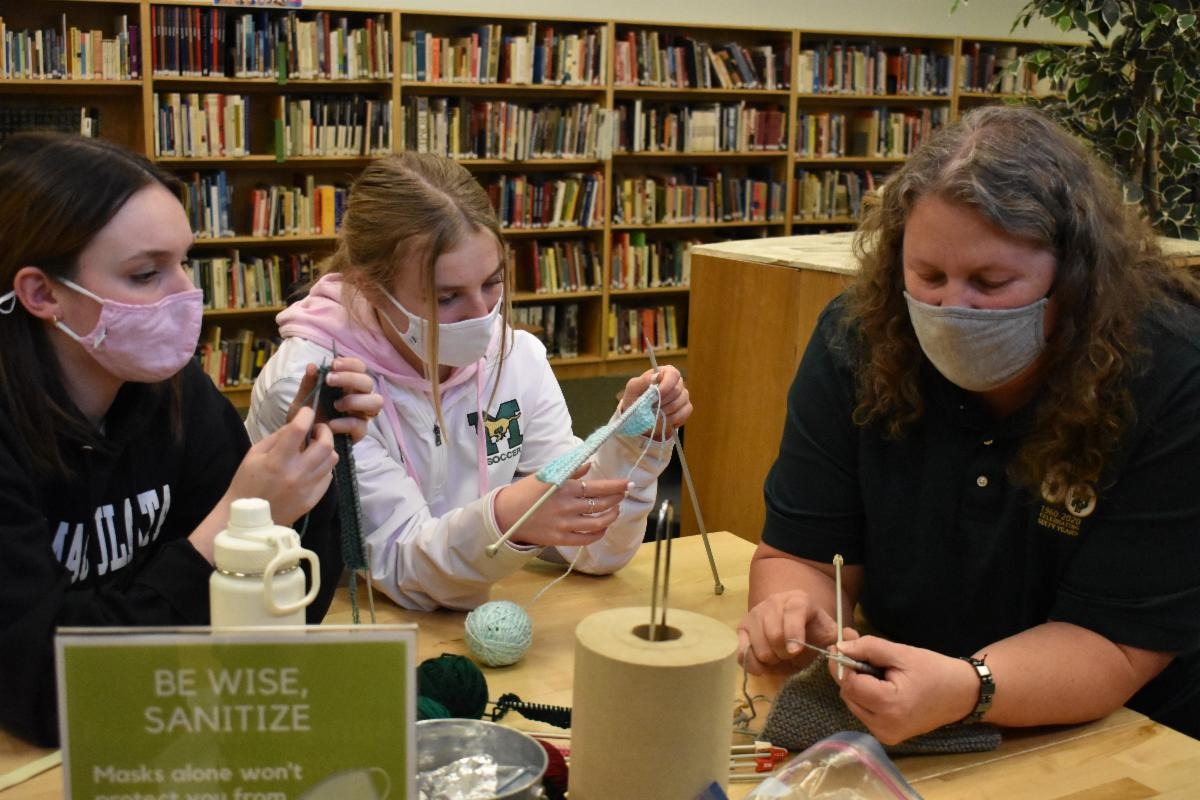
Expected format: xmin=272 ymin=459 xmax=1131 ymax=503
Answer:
xmin=417 ymin=695 xmax=451 ymax=721
xmin=417 ymin=653 xmax=489 ymax=719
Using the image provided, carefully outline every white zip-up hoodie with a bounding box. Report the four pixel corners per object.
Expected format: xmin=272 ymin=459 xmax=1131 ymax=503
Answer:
xmin=245 ymin=274 xmax=671 ymax=611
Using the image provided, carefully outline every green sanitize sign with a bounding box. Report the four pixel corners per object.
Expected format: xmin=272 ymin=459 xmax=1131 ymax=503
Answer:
xmin=55 ymin=626 xmax=416 ymax=800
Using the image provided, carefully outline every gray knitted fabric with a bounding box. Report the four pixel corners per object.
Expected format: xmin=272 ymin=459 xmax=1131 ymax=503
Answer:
xmin=761 ymin=657 xmax=1002 ymax=756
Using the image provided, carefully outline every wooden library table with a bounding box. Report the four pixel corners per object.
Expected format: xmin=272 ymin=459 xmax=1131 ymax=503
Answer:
xmin=3 ymin=532 xmax=1199 ymax=798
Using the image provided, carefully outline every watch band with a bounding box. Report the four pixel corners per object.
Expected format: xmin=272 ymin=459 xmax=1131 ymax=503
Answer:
xmin=960 ymin=656 xmax=994 ymax=724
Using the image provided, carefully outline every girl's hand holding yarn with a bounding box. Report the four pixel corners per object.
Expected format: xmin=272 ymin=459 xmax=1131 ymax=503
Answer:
xmin=287 ymin=356 xmax=383 ymax=444
xmin=619 ymin=366 xmax=692 ymax=440
xmin=493 ymin=465 xmax=627 ymax=549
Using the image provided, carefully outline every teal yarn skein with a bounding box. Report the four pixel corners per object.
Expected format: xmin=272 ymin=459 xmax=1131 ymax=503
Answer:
xmin=465 ymin=600 xmax=533 ymax=667
xmin=417 ymin=653 xmax=489 ymax=719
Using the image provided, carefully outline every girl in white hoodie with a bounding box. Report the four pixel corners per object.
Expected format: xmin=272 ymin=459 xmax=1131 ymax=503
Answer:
xmin=246 ymin=152 xmax=691 ymax=611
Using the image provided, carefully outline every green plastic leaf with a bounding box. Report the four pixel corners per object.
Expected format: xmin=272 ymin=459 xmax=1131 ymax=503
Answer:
xmin=1176 ymin=145 xmax=1200 ymax=165
xmin=1102 ymin=0 xmax=1121 ymax=28
xmin=1058 ymin=13 xmax=1074 ymax=31
xmin=1123 ymin=181 xmax=1144 ymax=204
xmin=1043 ymin=1 xmax=1065 ymax=18
xmin=1116 ymin=128 xmax=1138 ymax=148
xmin=1179 ymin=14 xmax=1197 ymax=31
xmin=1153 ymin=4 xmax=1173 ymax=21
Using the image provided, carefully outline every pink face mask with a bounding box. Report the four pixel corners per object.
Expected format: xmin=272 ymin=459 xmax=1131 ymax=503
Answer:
xmin=53 ymin=278 xmax=204 ymax=383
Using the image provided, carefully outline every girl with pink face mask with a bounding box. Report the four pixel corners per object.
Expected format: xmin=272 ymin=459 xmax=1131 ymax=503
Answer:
xmin=0 ymin=133 xmax=382 ymax=747
xmin=246 ymin=152 xmax=693 ymax=612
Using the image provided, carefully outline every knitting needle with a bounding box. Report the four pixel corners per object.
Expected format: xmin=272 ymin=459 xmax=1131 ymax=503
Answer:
xmin=834 ymin=553 xmax=844 ymax=679
xmin=486 ymin=483 xmax=558 ymax=557
xmin=786 ymin=638 xmax=885 ymax=679
xmin=645 ymin=340 xmax=725 ymax=596
xmin=648 ymin=499 xmax=673 ymax=641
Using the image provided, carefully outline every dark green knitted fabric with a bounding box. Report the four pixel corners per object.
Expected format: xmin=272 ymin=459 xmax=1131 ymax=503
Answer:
xmin=761 ymin=657 xmax=1002 ymax=756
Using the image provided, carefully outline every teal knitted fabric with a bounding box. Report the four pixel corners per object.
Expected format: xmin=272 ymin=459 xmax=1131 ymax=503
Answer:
xmin=535 ymin=385 xmax=659 ymax=486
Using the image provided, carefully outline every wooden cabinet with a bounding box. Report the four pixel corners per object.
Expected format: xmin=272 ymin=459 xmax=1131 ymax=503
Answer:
xmin=681 ymin=234 xmax=856 ymax=542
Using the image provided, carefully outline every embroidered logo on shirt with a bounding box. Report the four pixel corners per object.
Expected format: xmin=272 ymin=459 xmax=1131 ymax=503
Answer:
xmin=467 ymin=399 xmax=524 ymax=464
xmin=1036 ymin=504 xmax=1083 ymax=537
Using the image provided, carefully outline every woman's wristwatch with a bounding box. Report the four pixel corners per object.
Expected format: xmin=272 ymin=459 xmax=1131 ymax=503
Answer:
xmin=960 ymin=655 xmax=995 ymax=724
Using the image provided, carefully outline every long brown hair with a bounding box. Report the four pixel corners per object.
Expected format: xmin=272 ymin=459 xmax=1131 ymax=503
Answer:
xmin=320 ymin=151 xmax=509 ymax=428
xmin=0 ymin=133 xmax=182 ymax=479
xmin=849 ymin=105 xmax=1200 ymax=490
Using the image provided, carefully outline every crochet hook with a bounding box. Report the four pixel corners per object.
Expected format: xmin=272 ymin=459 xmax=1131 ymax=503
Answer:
xmin=645 ymin=340 xmax=725 ymax=596
xmin=788 ymin=639 xmax=886 ymax=679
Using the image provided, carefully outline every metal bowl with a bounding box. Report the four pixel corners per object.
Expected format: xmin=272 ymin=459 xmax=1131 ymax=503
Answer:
xmin=416 ymin=718 xmax=548 ymax=799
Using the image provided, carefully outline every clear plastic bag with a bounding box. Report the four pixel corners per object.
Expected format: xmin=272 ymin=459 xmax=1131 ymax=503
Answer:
xmin=745 ymin=732 xmax=922 ymax=800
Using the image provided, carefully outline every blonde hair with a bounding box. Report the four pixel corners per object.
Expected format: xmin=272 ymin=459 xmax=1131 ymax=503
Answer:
xmin=322 ymin=152 xmax=509 ymax=429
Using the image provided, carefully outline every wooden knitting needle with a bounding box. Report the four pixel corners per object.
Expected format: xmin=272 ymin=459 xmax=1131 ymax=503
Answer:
xmin=645 ymin=340 xmax=725 ymax=596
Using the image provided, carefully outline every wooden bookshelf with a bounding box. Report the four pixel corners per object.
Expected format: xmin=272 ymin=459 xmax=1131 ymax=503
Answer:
xmin=1 ymin=1 xmax=1068 ymax=400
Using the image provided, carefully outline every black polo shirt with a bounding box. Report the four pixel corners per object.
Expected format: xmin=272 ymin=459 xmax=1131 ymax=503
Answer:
xmin=762 ymin=295 xmax=1200 ymax=738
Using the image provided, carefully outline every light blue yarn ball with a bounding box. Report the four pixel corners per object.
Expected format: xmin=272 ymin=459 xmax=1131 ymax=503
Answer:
xmin=465 ymin=600 xmax=533 ymax=667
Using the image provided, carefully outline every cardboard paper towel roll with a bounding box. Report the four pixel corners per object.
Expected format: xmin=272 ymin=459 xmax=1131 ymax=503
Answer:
xmin=569 ymin=606 xmax=738 ymax=799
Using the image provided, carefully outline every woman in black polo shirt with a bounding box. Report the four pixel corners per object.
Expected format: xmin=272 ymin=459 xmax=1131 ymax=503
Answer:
xmin=737 ymin=105 xmax=1200 ymax=741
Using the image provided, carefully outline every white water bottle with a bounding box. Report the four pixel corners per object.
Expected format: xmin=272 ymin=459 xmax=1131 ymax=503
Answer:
xmin=209 ymin=498 xmax=320 ymax=628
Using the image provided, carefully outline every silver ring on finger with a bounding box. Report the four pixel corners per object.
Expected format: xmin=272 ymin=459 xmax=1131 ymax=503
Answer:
xmin=580 ymin=480 xmax=588 ymax=497
xmin=587 ymin=497 xmax=596 ymax=514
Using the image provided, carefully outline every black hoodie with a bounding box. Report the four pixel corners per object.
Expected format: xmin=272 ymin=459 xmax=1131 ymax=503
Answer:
xmin=0 ymin=361 xmax=341 ymax=746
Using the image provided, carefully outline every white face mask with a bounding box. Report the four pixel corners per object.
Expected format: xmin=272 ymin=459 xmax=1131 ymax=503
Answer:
xmin=904 ymin=291 xmax=1049 ymax=392
xmin=381 ymin=291 xmax=501 ymax=368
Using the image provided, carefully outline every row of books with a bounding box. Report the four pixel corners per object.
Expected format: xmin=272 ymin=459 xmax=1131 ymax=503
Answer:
xmin=511 ymin=303 xmax=581 ymax=360
xmin=796 ymin=44 xmax=952 ymax=96
xmin=0 ymin=106 xmax=99 ymax=144
xmin=277 ymin=95 xmax=393 ymax=157
xmin=614 ymin=100 xmax=787 ymax=154
xmin=613 ymin=33 xmax=789 ymax=91
xmin=400 ymin=23 xmax=608 ymax=85
xmin=610 ymin=234 xmax=696 ymax=290
xmin=613 ymin=170 xmax=786 ymax=225
xmin=958 ymin=45 xmax=1062 ymax=95
xmin=510 ymin=239 xmax=603 ymax=294
xmin=155 ymin=93 xmax=250 ymax=158
xmin=198 ymin=326 xmax=280 ymax=389
xmin=608 ymin=303 xmax=682 ymax=354
xmin=188 ymin=252 xmax=317 ymax=311
xmin=150 ymin=7 xmax=391 ymax=80
xmin=249 ymin=180 xmax=348 ymax=238
xmin=0 ymin=15 xmax=139 ymax=80
xmin=794 ymin=169 xmax=886 ymax=221
xmin=795 ymin=107 xmax=949 ymax=159
xmin=179 ymin=172 xmax=233 ymax=239
xmin=402 ymin=98 xmax=612 ymax=161
xmin=483 ymin=172 xmax=606 ymax=230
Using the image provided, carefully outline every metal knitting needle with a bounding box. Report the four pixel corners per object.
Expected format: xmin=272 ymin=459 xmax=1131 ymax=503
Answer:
xmin=645 ymin=340 xmax=725 ymax=596
xmin=787 ymin=639 xmax=885 ymax=679
xmin=648 ymin=500 xmax=673 ymax=641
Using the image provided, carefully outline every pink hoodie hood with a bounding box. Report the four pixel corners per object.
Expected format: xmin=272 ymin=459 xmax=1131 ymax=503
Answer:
xmin=276 ymin=273 xmax=497 ymax=393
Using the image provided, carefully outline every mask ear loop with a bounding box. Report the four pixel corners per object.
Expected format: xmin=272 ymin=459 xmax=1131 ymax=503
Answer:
xmin=0 ymin=290 xmax=16 ymax=314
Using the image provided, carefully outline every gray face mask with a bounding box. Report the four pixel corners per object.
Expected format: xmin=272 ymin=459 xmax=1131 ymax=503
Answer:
xmin=903 ymin=291 xmax=1049 ymax=392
